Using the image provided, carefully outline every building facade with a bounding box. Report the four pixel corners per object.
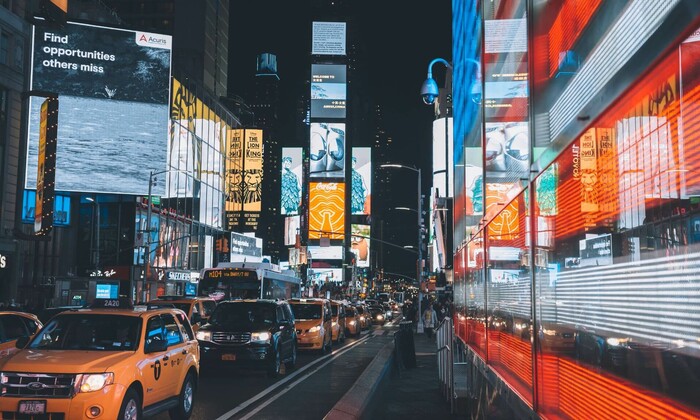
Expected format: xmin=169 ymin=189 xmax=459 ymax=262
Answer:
xmin=452 ymin=0 xmax=700 ymax=417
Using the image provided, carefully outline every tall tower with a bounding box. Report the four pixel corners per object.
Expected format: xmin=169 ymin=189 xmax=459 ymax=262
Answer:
xmin=252 ymin=53 xmax=283 ymax=261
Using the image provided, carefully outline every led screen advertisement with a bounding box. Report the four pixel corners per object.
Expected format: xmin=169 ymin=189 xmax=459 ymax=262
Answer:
xmin=311 ymin=64 xmax=346 ymax=118
xmin=309 ymin=268 xmax=343 ymax=284
xmin=308 ymin=246 xmax=343 ymax=260
xmin=351 ymin=224 xmax=371 ymax=268
xmin=284 ymin=215 xmax=301 ymax=246
xmin=310 ymin=123 xmax=345 ymax=178
xmin=312 ymin=22 xmax=346 ymax=56
xmin=309 ymin=182 xmax=345 ymax=240
xmin=351 ymin=148 xmax=371 ymax=215
xmin=281 ymin=148 xmax=303 ymax=215
xmin=26 ymin=21 xmax=172 ymax=195
xmin=225 ymin=129 xmax=263 ymax=232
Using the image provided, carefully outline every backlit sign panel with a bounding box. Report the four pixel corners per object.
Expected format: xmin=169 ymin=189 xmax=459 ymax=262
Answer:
xmin=310 ymin=123 xmax=345 ymax=178
xmin=309 ymin=182 xmax=345 ymax=240
xmin=281 ymin=148 xmax=303 ymax=215
xmin=284 ymin=215 xmax=301 ymax=246
xmin=309 ymin=267 xmax=343 ymax=284
xmin=351 ymin=224 xmax=371 ymax=268
xmin=312 ymin=22 xmax=346 ymax=56
xmin=311 ymin=64 xmax=346 ymax=118
xmin=27 ymin=21 xmax=172 ymax=195
xmin=351 ymin=148 xmax=371 ymax=215
xmin=308 ymin=246 xmax=343 ymax=260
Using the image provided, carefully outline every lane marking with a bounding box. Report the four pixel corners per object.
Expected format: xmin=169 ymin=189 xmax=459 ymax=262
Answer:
xmin=214 ymin=335 xmax=372 ymax=420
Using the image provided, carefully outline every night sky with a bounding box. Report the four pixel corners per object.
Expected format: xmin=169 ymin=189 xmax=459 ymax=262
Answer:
xmin=229 ymin=1 xmax=452 ymax=278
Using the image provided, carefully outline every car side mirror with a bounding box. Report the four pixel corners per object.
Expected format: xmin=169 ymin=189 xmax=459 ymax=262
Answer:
xmin=15 ymin=336 xmax=30 ymax=349
xmin=145 ymin=339 xmax=168 ymax=354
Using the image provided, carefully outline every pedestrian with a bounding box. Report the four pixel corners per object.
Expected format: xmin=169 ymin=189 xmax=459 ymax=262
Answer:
xmin=422 ymin=304 xmax=438 ymax=339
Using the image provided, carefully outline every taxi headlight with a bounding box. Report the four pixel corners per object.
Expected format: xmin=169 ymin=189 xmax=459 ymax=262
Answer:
xmin=196 ymin=331 xmax=212 ymax=341
xmin=349 ymin=320 xmax=356 ymax=326
xmin=332 ymin=321 xmax=338 ymax=327
xmin=606 ymin=337 xmax=629 ymax=347
xmin=308 ymin=325 xmax=321 ymax=333
xmin=251 ymin=332 xmax=271 ymax=343
xmin=377 ymin=315 xmax=384 ymax=320
xmin=78 ymin=373 xmax=114 ymax=393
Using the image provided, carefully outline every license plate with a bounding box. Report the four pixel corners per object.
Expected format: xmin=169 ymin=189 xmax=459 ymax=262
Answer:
xmin=221 ymin=354 xmax=236 ymax=361
xmin=19 ymin=400 xmax=46 ymax=415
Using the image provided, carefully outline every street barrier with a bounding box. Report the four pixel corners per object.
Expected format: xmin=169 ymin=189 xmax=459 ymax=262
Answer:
xmin=436 ymin=317 xmax=454 ymax=413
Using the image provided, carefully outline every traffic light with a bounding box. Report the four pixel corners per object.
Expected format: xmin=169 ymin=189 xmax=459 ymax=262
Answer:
xmin=215 ymin=237 xmax=229 ymax=253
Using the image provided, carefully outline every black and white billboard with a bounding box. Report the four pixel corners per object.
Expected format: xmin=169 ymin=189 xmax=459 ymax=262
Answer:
xmin=312 ymin=22 xmax=346 ymax=56
xmin=311 ymin=64 xmax=346 ymax=119
xmin=26 ymin=21 xmax=172 ymax=195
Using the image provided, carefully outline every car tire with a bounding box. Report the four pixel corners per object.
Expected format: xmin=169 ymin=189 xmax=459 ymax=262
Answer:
xmin=118 ymin=388 xmax=142 ymax=420
xmin=169 ymin=372 xmax=195 ymax=420
xmin=285 ymin=343 xmax=297 ymax=371
xmin=267 ymin=347 xmax=281 ymax=377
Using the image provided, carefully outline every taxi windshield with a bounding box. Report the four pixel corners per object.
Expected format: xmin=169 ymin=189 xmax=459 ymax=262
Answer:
xmin=290 ymin=304 xmax=321 ymax=320
xmin=29 ymin=314 xmax=141 ymax=351
xmin=331 ymin=305 xmax=339 ymax=316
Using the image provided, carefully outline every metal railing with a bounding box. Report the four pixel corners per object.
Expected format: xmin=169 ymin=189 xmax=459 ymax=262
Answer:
xmin=436 ymin=317 xmax=454 ymax=413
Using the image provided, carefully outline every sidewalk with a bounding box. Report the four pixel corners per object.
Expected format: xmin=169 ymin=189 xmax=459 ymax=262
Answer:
xmin=366 ymin=329 xmax=460 ymax=419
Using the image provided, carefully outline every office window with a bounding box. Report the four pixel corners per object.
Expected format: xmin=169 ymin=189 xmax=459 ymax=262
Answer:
xmin=14 ymin=37 xmax=22 ymax=70
xmin=0 ymin=32 xmax=9 ymax=65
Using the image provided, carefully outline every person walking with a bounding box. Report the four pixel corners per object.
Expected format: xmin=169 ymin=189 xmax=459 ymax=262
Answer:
xmin=422 ymin=304 xmax=438 ymax=339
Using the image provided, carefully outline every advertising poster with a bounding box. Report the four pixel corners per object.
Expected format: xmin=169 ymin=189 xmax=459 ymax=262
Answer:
xmin=225 ymin=128 xmax=244 ymax=211
xmin=310 ymin=123 xmax=345 ymax=178
xmin=351 ymin=224 xmax=371 ymax=268
xmin=243 ymin=129 xmax=263 ymax=212
xmin=309 ymin=267 xmax=343 ymax=284
xmin=311 ymin=64 xmax=346 ymax=118
xmin=27 ymin=21 xmax=172 ymax=195
xmin=281 ymin=148 xmax=303 ymax=215
xmin=309 ymin=182 xmax=345 ymax=240
xmin=351 ymin=148 xmax=371 ymax=215
xmin=307 ymin=245 xmax=343 ymax=260
xmin=485 ymin=122 xmax=529 ymax=174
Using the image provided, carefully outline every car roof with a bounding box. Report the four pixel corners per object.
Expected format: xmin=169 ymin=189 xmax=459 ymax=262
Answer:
xmin=289 ymin=298 xmax=327 ymax=304
xmin=150 ymin=296 xmax=213 ymax=302
xmin=47 ymin=307 xmax=186 ymax=318
xmin=0 ymin=311 xmax=40 ymax=321
xmin=218 ymin=299 xmax=280 ymax=305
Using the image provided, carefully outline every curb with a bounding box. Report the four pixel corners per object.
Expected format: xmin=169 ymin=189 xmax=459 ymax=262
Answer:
xmin=323 ymin=341 xmax=395 ymax=420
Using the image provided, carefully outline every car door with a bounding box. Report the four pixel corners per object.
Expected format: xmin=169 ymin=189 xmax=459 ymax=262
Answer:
xmin=160 ymin=313 xmax=189 ymax=395
xmin=141 ymin=315 xmax=169 ymax=405
xmin=174 ymin=311 xmax=199 ymax=367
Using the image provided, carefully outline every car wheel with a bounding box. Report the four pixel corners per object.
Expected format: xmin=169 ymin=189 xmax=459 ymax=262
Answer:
xmin=169 ymin=372 xmax=195 ymax=420
xmin=285 ymin=343 xmax=297 ymax=371
xmin=268 ymin=347 xmax=281 ymax=377
xmin=118 ymin=388 xmax=142 ymax=420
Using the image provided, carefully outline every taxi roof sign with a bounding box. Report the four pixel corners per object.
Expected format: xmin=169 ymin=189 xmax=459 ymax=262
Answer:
xmin=89 ymin=297 xmax=134 ymax=309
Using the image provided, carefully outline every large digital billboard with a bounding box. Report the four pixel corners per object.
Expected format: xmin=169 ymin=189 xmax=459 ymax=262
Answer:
xmin=312 ymin=22 xmax=346 ymax=56
xmin=351 ymin=148 xmax=371 ymax=215
xmin=284 ymin=215 xmax=301 ymax=246
xmin=311 ymin=64 xmax=346 ymax=118
xmin=309 ymin=182 xmax=345 ymax=240
xmin=26 ymin=21 xmax=172 ymax=195
xmin=281 ymin=147 xmax=303 ymax=215
xmin=308 ymin=245 xmax=343 ymax=260
xmin=351 ymin=224 xmax=371 ymax=268
xmin=309 ymin=267 xmax=343 ymax=284
xmin=225 ymin=129 xmax=263 ymax=232
xmin=310 ymin=123 xmax=345 ymax=178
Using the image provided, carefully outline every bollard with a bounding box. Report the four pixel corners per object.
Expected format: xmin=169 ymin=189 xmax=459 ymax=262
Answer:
xmin=399 ymin=321 xmax=417 ymax=368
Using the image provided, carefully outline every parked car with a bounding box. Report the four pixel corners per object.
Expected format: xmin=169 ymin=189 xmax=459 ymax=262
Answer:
xmin=149 ymin=296 xmax=217 ymax=332
xmin=196 ymin=299 xmax=297 ymax=377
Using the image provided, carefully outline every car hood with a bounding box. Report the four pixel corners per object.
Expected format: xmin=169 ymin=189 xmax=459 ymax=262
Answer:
xmin=294 ymin=319 xmax=322 ymax=330
xmin=1 ymin=350 xmax=134 ymax=374
xmin=199 ymin=322 xmax=265 ymax=333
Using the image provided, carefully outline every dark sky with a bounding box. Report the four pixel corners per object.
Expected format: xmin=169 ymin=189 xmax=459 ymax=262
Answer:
xmin=228 ymin=0 xmax=452 ymax=167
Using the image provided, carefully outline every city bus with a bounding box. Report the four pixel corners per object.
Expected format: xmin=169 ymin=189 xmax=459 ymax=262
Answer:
xmin=199 ymin=262 xmax=301 ymax=302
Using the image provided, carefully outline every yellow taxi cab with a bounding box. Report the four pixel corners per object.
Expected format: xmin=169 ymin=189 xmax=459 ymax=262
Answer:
xmin=0 ymin=298 xmax=199 ymax=420
xmin=148 ymin=295 xmax=217 ymax=332
xmin=344 ymin=304 xmax=361 ymax=338
xmin=288 ymin=298 xmax=332 ymax=353
xmin=355 ymin=304 xmax=371 ymax=330
xmin=0 ymin=312 xmax=42 ymax=361
xmin=330 ymin=301 xmax=346 ymax=344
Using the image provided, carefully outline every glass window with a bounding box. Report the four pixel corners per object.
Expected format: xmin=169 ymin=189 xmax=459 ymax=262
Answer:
xmin=202 ymin=300 xmax=217 ymax=317
xmin=161 ymin=313 xmax=183 ymax=346
xmin=283 ymin=304 xmax=294 ymax=321
xmin=145 ymin=315 xmax=165 ymax=345
xmin=0 ymin=32 xmax=9 ymax=65
xmin=289 ymin=303 xmax=322 ymax=320
xmin=0 ymin=315 xmax=28 ymax=342
xmin=276 ymin=306 xmax=285 ymax=322
xmin=175 ymin=312 xmax=194 ymax=341
xmin=14 ymin=37 xmax=22 ymax=70
xmin=29 ymin=315 xmax=140 ymax=351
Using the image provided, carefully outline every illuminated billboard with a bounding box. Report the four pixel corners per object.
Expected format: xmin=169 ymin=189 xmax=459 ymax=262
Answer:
xmin=309 ymin=267 xmax=343 ymax=284
xmin=281 ymin=148 xmax=303 ymax=215
xmin=225 ymin=128 xmax=263 ymax=232
xmin=351 ymin=148 xmax=371 ymax=215
xmin=308 ymin=245 xmax=343 ymax=260
xmin=312 ymin=22 xmax=346 ymax=56
xmin=26 ymin=21 xmax=172 ymax=195
xmin=432 ymin=118 xmax=454 ymax=198
xmin=485 ymin=122 xmax=529 ymax=173
xmin=311 ymin=64 xmax=346 ymax=118
xmin=310 ymin=123 xmax=345 ymax=178
xmin=309 ymin=182 xmax=345 ymax=240
xmin=351 ymin=224 xmax=371 ymax=268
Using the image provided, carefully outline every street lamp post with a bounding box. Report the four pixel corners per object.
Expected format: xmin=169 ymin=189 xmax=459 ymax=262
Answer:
xmin=380 ymin=164 xmax=424 ymax=332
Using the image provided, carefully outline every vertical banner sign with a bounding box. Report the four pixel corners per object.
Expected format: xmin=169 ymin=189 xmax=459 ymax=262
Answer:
xmin=225 ymin=128 xmax=244 ymax=230
xmin=579 ymin=128 xmax=598 ymax=216
xmin=35 ymin=97 xmax=58 ymax=234
xmin=243 ymin=129 xmax=263 ymax=212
